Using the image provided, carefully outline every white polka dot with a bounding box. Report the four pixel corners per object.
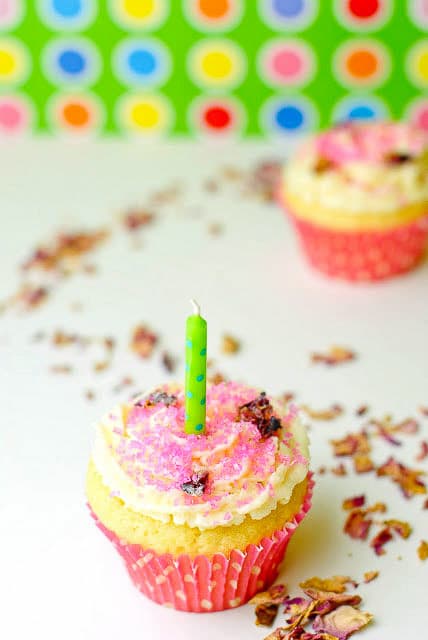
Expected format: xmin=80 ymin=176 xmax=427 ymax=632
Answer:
xmin=229 ymin=597 xmax=241 ymax=607
xmin=201 ymin=599 xmax=213 ymax=610
xmin=251 ymin=566 xmax=261 ymax=575
xmin=231 ymin=562 xmax=241 ymax=571
xmin=175 ymin=590 xmax=186 ymax=601
xmin=155 ymin=575 xmax=166 ymax=585
xmin=229 ymin=579 xmax=238 ymax=589
xmin=213 ymin=563 xmax=222 ymax=571
xmin=184 ymin=574 xmax=194 ymax=583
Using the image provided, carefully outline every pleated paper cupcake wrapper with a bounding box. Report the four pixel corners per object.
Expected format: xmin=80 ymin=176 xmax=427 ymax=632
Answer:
xmin=89 ymin=474 xmax=313 ymax=613
xmin=280 ymin=194 xmax=428 ymax=282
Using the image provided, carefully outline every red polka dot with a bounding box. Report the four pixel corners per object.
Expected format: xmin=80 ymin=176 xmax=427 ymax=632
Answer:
xmin=203 ymin=105 xmax=232 ymax=129
xmin=348 ymin=0 xmax=380 ymax=19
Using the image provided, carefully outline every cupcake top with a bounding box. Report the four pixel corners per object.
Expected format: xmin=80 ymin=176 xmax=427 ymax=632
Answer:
xmin=284 ymin=121 xmax=428 ymax=214
xmin=91 ymin=382 xmax=309 ymax=530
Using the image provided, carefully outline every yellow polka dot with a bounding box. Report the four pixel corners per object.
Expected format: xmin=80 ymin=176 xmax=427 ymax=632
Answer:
xmin=416 ymin=50 xmax=428 ymax=82
xmin=131 ymin=102 xmax=159 ymax=128
xmin=201 ymin=51 xmax=232 ymax=79
xmin=0 ymin=50 xmax=16 ymax=76
xmin=123 ymin=0 xmax=155 ymax=19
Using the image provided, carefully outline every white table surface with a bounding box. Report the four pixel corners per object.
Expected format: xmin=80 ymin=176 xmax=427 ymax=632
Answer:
xmin=1 ymin=140 xmax=427 ymax=640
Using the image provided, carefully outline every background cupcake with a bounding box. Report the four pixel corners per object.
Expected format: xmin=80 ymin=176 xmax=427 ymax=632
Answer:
xmin=86 ymin=382 xmax=311 ymax=612
xmin=281 ymin=122 xmax=428 ymax=282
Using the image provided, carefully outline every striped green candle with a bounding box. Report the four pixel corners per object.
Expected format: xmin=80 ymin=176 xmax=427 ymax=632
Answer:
xmin=185 ymin=299 xmax=207 ymax=435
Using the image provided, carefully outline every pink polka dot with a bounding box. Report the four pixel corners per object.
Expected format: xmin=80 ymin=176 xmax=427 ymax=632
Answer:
xmin=272 ymin=49 xmax=303 ymax=78
xmin=0 ymin=0 xmax=20 ymax=25
xmin=0 ymin=99 xmax=28 ymax=133
xmin=415 ymin=107 xmax=428 ymax=131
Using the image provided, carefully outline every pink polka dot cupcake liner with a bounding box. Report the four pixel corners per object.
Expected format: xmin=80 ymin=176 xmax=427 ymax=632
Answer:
xmin=88 ymin=474 xmax=313 ymax=613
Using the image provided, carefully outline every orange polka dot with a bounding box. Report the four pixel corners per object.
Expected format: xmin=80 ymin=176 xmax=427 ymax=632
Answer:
xmin=346 ymin=49 xmax=378 ymax=78
xmin=198 ymin=0 xmax=230 ymax=19
xmin=63 ymin=103 xmax=90 ymax=127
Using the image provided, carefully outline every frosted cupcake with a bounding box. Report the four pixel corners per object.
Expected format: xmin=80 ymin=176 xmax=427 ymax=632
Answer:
xmin=281 ymin=121 xmax=428 ymax=281
xmin=86 ymin=382 xmax=311 ymax=612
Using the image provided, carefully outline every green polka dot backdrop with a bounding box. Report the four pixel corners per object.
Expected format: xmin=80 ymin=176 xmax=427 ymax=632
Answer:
xmin=0 ymin=0 xmax=427 ymax=136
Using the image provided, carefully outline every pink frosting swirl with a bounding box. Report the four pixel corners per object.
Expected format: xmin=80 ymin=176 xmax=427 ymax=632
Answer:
xmin=316 ymin=122 xmax=428 ymax=165
xmin=109 ymin=382 xmax=305 ymax=513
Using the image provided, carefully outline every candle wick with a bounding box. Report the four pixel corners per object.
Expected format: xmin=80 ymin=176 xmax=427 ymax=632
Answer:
xmin=190 ymin=298 xmax=200 ymax=316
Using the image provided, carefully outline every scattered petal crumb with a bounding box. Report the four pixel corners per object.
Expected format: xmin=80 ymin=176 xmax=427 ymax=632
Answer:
xmin=383 ymin=519 xmax=412 ymax=539
xmin=342 ymin=495 xmax=365 ymax=511
xmin=161 ymin=351 xmax=176 ymax=373
xmin=122 ymin=209 xmax=155 ymax=231
xmin=416 ymin=440 xmax=428 ymax=462
xmin=355 ymin=405 xmax=368 ymax=417
xmin=302 ymin=403 xmax=343 ymax=421
xmin=130 ymin=324 xmax=158 ymax=358
xmin=203 ymin=178 xmax=219 ymax=193
xmin=311 ymin=346 xmax=356 ymax=367
xmin=353 ymin=454 xmax=375 ymax=474
xmin=363 ymin=571 xmax=379 ymax=584
xmin=417 ymin=540 xmax=428 ymax=561
xmin=344 ymin=510 xmax=372 ymax=541
xmin=248 ymin=159 xmax=282 ymax=202
xmin=221 ymin=334 xmax=241 ymax=354
xmin=85 ymin=389 xmax=95 ymax=401
xmin=15 ymin=285 xmax=49 ymax=310
xmin=207 ymin=222 xmax=223 ymax=235
xmin=93 ymin=360 xmax=110 ymax=372
xmin=331 ymin=463 xmax=347 ymax=476
xmin=423 ymin=498 xmax=428 ymax=510
xmin=113 ymin=376 xmax=134 ymax=394
xmin=50 ymin=364 xmax=73 ymax=374
xmin=370 ymin=527 xmax=393 ymax=556
xmin=331 ymin=431 xmax=370 ymax=457
xmin=419 ymin=406 xmax=428 ymax=417
xmin=208 ymin=371 xmax=228 ymax=385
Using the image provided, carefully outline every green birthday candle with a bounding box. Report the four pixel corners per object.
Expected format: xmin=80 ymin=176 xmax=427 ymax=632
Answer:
xmin=185 ymin=299 xmax=207 ymax=435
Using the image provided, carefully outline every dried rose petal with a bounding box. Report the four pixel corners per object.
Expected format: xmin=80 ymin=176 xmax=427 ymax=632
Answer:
xmin=331 ymin=463 xmax=347 ymax=476
xmin=299 ymin=576 xmax=355 ymax=595
xmin=161 ymin=351 xmax=176 ymax=373
xmin=353 ymin=453 xmax=375 ymax=474
xmin=130 ymin=324 xmax=158 ymax=358
xmin=283 ymin=597 xmax=313 ymax=625
xmin=342 ymin=495 xmax=365 ymax=511
xmin=377 ymin=456 xmax=426 ymax=498
xmin=314 ymin=155 xmax=335 ymax=174
xmin=181 ymin=471 xmax=208 ymax=496
xmin=419 ymin=406 xmax=428 ymax=417
xmin=423 ymin=498 xmax=428 ymax=510
xmin=416 ymin=440 xmax=428 ymax=462
xmin=355 ymin=405 xmax=368 ymax=417
xmin=417 ymin=540 xmax=428 ymax=560
xmin=363 ymin=570 xmax=379 ymax=583
xmin=303 ymin=589 xmax=361 ymax=613
xmin=122 ymin=209 xmax=154 ymax=231
xmin=383 ymin=519 xmax=412 ymax=539
xmin=16 ymin=284 xmax=49 ymax=310
xmin=250 ymin=159 xmax=282 ymax=201
xmin=370 ymin=527 xmax=393 ymax=555
xmin=250 ymin=584 xmax=288 ymax=627
xmin=50 ymin=363 xmax=73 ymax=374
xmin=302 ymin=404 xmax=343 ymax=421
xmin=238 ymin=392 xmax=282 ymax=439
xmin=208 ymin=371 xmax=227 ymax=385
xmin=312 ymin=605 xmax=373 ymax=639
xmin=311 ymin=346 xmax=356 ymax=367
xmin=366 ymin=502 xmax=387 ymax=514
xmin=331 ymin=432 xmax=370 ymax=457
xmin=221 ymin=334 xmax=241 ymax=354
xmin=137 ymin=390 xmax=177 ymax=407
xmin=344 ymin=510 xmax=372 ymax=541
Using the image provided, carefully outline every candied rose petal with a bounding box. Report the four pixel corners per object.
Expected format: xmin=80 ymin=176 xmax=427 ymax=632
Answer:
xmin=344 ymin=510 xmax=372 ymax=541
xmin=416 ymin=440 xmax=428 ymax=462
xmin=312 ymin=605 xmax=373 ymax=640
xmin=238 ymin=392 xmax=282 ymax=439
xmin=283 ymin=597 xmax=313 ymax=625
xmin=342 ymin=495 xmax=365 ymax=511
xmin=370 ymin=527 xmax=393 ymax=556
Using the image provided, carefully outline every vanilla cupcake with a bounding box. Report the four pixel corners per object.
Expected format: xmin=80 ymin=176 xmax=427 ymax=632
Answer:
xmin=86 ymin=382 xmax=312 ymax=612
xmin=281 ymin=121 xmax=428 ymax=281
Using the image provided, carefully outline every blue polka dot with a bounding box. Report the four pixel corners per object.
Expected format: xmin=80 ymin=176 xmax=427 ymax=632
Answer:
xmin=200 ymin=348 xmax=206 ymax=356
xmin=195 ymin=423 xmax=203 ymax=431
xmin=53 ymin=0 xmax=82 ymax=17
xmin=196 ymin=374 xmax=204 ymax=382
xmin=128 ymin=49 xmax=157 ymax=76
xmin=186 ymin=339 xmax=193 ymax=348
xmin=347 ymin=105 xmax=377 ymax=121
xmin=273 ymin=0 xmax=304 ymax=18
xmin=58 ymin=49 xmax=86 ymax=74
xmin=200 ymin=398 xmax=206 ymax=405
xmin=275 ymin=105 xmax=304 ymax=131
xmin=187 ymin=391 xmax=193 ymax=399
